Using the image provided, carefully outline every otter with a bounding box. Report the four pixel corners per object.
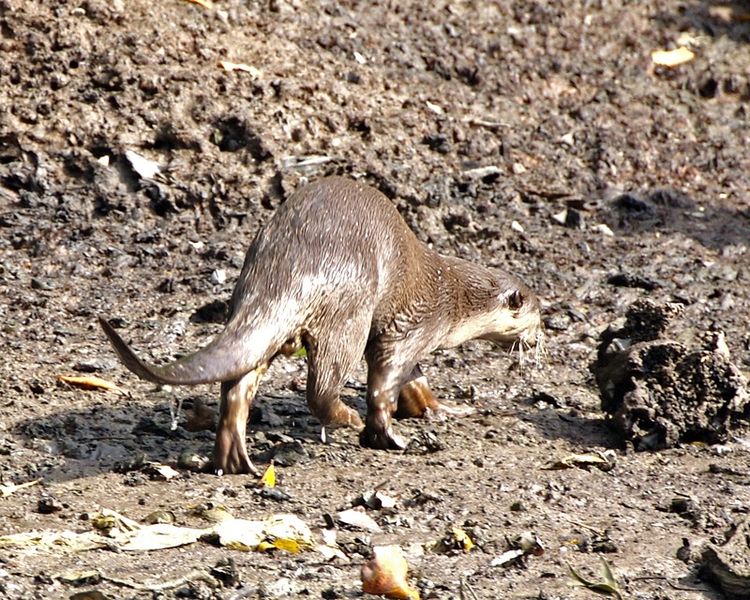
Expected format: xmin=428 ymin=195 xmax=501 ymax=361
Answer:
xmin=99 ymin=177 xmax=543 ymax=475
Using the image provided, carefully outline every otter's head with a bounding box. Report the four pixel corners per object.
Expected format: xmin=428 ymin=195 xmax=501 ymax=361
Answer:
xmin=479 ymin=282 xmax=544 ymax=355
xmin=442 ymin=265 xmax=544 ymax=362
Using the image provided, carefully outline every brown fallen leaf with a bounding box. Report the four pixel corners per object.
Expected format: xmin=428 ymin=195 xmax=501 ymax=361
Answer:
xmin=57 ymin=375 xmax=123 ymax=394
xmin=361 ymin=545 xmax=420 ymax=600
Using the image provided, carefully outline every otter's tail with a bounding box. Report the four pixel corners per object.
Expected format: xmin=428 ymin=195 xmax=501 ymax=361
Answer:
xmin=98 ymin=317 xmax=268 ymax=385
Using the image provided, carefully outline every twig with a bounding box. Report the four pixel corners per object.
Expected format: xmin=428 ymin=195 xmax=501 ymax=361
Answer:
xmin=632 ymin=575 xmax=711 ymax=592
xmin=102 ymin=569 xmax=216 ymax=591
xmin=561 ymin=514 xmax=605 ymax=537
xmin=460 ymin=576 xmax=480 ymax=600
xmin=1 ymin=479 xmax=42 ymax=497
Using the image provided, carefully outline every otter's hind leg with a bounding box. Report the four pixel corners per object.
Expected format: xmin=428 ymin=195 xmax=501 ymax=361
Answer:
xmin=213 ymin=363 xmax=268 ymax=476
xmin=396 ymin=364 xmax=439 ymax=418
xmin=397 ymin=364 xmax=475 ymax=419
xmin=304 ymin=318 xmax=368 ymax=430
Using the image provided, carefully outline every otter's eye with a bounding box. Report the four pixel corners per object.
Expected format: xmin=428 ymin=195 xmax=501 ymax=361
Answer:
xmin=508 ymin=289 xmax=524 ymax=310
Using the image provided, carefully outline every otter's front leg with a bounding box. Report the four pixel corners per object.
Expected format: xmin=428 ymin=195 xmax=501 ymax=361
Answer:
xmin=360 ymin=345 xmax=411 ymax=450
xmin=213 ymin=364 xmax=268 ymax=475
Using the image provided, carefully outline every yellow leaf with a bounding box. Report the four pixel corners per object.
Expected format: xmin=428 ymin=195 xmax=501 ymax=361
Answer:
xmin=57 ymin=375 xmax=123 ymax=393
xmin=260 ymin=463 xmax=276 ymax=488
xmin=452 ymin=527 xmax=474 ymax=553
xmin=651 ymin=47 xmax=695 ymax=67
xmin=272 ymin=537 xmax=301 ymax=553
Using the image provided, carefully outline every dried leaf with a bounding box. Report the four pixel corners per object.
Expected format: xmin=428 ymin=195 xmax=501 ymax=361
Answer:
xmin=651 ymin=47 xmax=695 ymax=67
xmin=184 ymin=0 xmax=213 ymax=9
xmin=57 ymin=375 xmax=123 ymax=393
xmin=359 ymin=489 xmax=397 ymax=510
xmin=118 ymin=523 xmax=205 ymax=551
xmin=568 ymin=558 xmax=623 ymax=600
xmin=317 ymin=543 xmax=349 ymax=561
xmin=543 ymin=450 xmax=614 ymax=471
xmin=55 ymin=569 xmax=101 ymax=584
xmin=145 ymin=464 xmax=180 ymax=481
xmin=263 ymin=513 xmax=315 ymax=551
xmin=218 ymin=60 xmax=261 ymax=78
xmin=270 ymin=537 xmax=301 ymax=553
xmin=490 ymin=548 xmax=525 ymax=567
xmin=191 ymin=502 xmax=233 ymax=523
xmin=124 ymin=150 xmax=161 ymax=180
xmin=0 ymin=529 xmax=108 ymax=552
xmin=361 ymin=545 xmax=420 ymax=600
xmin=213 ymin=514 xmax=314 ymax=553
xmin=3 ymin=509 xmax=320 ymax=556
xmin=337 ymin=507 xmax=381 ymax=532
xmin=91 ymin=508 xmax=141 ymax=533
xmin=213 ymin=518 xmax=265 ymax=551
xmin=259 ymin=463 xmax=276 ymax=488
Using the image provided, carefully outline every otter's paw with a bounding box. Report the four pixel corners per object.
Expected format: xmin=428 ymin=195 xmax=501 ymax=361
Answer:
xmin=213 ymin=427 xmax=260 ymax=476
xmin=327 ymin=405 xmax=364 ymax=430
xmin=428 ymin=401 xmax=476 ymax=420
xmin=359 ymin=425 xmax=407 ymax=451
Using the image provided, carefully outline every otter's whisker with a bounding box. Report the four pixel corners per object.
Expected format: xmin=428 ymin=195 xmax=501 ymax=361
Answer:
xmin=533 ymin=332 xmax=547 ymax=368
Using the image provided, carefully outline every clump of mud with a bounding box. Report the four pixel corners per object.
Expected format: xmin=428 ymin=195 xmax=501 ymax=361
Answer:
xmin=591 ymin=299 xmax=749 ymax=450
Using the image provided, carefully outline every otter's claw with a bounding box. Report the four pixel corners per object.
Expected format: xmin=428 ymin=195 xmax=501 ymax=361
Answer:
xmin=359 ymin=425 xmax=407 ymax=450
xmin=213 ymin=426 xmax=260 ymax=476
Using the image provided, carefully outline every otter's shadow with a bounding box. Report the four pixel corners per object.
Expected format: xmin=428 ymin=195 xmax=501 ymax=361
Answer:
xmin=514 ymin=393 xmax=622 ymax=450
xmin=13 ymin=390 xmax=363 ymax=484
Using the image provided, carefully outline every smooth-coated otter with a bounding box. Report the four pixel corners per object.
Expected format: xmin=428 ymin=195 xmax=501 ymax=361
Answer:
xmin=99 ymin=177 xmax=543 ymax=475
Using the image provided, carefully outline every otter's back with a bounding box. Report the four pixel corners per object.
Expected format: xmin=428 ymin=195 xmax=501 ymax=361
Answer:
xmin=229 ymin=177 xmax=418 ymax=326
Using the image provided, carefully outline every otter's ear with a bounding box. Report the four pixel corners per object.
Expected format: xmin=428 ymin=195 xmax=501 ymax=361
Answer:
xmin=508 ymin=289 xmax=524 ymax=310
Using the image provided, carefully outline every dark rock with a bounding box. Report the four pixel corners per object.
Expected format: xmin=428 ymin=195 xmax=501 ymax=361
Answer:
xmin=564 ymin=207 xmax=584 ymax=229
xmin=613 ymin=192 xmax=654 ymax=215
xmin=422 ymin=133 xmax=452 ymax=154
xmin=213 ymin=116 xmax=270 ymax=161
xmin=607 ymin=272 xmax=660 ymax=291
xmin=37 ymin=494 xmax=63 ymax=514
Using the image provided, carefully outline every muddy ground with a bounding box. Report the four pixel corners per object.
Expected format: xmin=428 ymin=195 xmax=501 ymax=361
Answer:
xmin=1 ymin=0 xmax=750 ymax=598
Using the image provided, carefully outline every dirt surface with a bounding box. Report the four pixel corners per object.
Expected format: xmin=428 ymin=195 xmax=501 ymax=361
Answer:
xmin=1 ymin=1 xmax=750 ymax=598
